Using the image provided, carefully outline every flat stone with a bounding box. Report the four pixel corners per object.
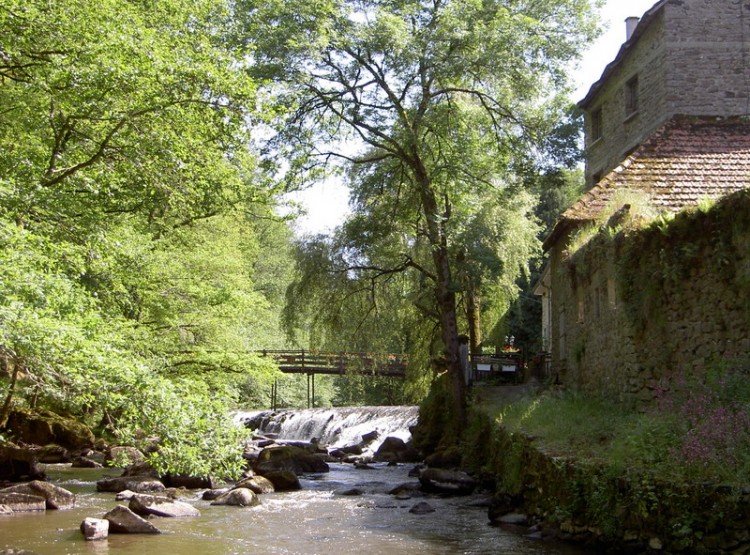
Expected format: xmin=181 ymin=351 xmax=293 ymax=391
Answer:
xmin=96 ymin=476 xmax=165 ymax=493
xmin=129 ymin=494 xmax=200 ymax=517
xmin=103 ymin=505 xmax=161 ymax=534
xmin=0 ymin=492 xmax=46 ymax=512
xmin=1 ymin=480 xmax=75 ymax=509
xmin=80 ymin=517 xmax=109 ymax=541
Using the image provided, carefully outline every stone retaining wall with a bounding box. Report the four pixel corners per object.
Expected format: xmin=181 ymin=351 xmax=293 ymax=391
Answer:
xmin=467 ymin=410 xmax=750 ymax=554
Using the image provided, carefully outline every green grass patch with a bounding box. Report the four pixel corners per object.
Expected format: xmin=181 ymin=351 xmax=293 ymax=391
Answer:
xmin=480 ymin=362 xmax=750 ymax=485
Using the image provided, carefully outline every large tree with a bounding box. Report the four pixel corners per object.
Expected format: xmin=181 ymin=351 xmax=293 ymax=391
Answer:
xmin=0 ymin=0 xmax=290 ymax=476
xmin=243 ymin=0 xmax=600 ymax=427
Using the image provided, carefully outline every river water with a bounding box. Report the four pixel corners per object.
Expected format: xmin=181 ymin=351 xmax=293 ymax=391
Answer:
xmin=0 ymin=407 xmax=593 ymax=555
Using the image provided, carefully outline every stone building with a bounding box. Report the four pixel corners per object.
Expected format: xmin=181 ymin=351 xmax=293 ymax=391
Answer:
xmin=581 ymin=0 xmax=750 ymax=187
xmin=538 ymin=0 xmax=750 ymax=398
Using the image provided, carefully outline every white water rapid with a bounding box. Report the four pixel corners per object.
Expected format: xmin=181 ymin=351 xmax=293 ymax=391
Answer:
xmin=235 ymin=406 xmax=419 ymax=454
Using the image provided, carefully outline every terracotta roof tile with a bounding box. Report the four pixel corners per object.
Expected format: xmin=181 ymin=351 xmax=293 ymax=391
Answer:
xmin=563 ymin=116 xmax=750 ymax=222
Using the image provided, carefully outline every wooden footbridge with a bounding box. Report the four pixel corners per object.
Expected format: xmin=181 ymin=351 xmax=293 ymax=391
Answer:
xmin=258 ymin=350 xmax=408 ymax=409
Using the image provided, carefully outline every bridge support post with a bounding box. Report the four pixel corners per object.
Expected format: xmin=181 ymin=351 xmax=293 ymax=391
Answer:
xmin=306 ymin=373 xmax=316 ymax=409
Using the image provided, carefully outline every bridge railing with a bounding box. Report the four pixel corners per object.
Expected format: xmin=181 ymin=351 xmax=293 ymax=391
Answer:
xmin=258 ymin=350 xmax=408 ymax=377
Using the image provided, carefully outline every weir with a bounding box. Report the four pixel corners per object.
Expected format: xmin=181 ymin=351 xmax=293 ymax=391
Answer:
xmin=236 ymin=405 xmax=419 ymax=455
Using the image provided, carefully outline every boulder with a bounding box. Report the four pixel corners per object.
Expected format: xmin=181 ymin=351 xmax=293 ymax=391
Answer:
xmin=161 ymin=474 xmax=218 ymax=490
xmin=254 ymin=445 xmax=329 ymax=476
xmin=210 ymin=488 xmax=260 ymax=507
xmin=96 ymin=476 xmax=165 ymax=494
xmin=419 ymin=468 xmax=477 ymax=496
xmin=121 ymin=461 xmax=158 ymax=478
xmin=234 ymin=475 xmax=275 ymax=495
xmin=36 ymin=444 xmax=70 ymax=464
xmin=0 ymin=492 xmax=46 ymax=512
xmin=0 ymin=480 xmax=75 ymax=509
xmin=361 ymin=430 xmax=380 ymax=444
xmin=128 ymin=494 xmax=200 ymax=518
xmin=201 ymin=488 xmax=230 ymax=501
xmin=374 ymin=437 xmax=421 ymax=463
xmin=105 ymin=447 xmax=146 ymax=468
xmin=71 ymin=456 xmax=103 ymax=469
xmin=0 ymin=444 xmax=45 ymax=482
xmin=409 ymin=501 xmax=436 ymax=514
xmin=0 ymin=504 xmax=11 ymax=514
xmin=6 ymin=409 xmax=94 ymax=450
xmin=103 ymin=505 xmax=161 ymax=534
xmin=115 ymin=490 xmax=136 ymax=501
xmin=80 ymin=517 xmax=109 ymax=541
xmin=260 ymin=470 xmax=301 ymax=492
xmin=334 ymin=444 xmax=363 ymax=456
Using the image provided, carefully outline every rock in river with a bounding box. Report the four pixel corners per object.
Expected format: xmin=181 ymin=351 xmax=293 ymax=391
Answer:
xmin=80 ymin=517 xmax=109 ymax=541
xmin=210 ymin=488 xmax=260 ymax=507
xmin=0 ymin=480 xmax=75 ymax=509
xmin=129 ymin=493 xmax=200 ymax=517
xmin=103 ymin=505 xmax=161 ymax=534
xmin=418 ymin=468 xmax=477 ymax=496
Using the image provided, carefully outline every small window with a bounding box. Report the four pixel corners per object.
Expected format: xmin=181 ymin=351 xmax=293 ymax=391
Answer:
xmin=625 ymin=76 xmax=639 ymax=116
xmin=591 ymin=108 xmax=603 ymax=142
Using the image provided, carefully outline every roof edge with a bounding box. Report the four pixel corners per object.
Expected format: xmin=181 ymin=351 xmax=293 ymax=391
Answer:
xmin=578 ymin=0 xmax=668 ymax=109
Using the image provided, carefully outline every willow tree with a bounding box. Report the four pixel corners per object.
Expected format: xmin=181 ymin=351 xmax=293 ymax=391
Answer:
xmin=243 ymin=0 xmax=600 ymax=427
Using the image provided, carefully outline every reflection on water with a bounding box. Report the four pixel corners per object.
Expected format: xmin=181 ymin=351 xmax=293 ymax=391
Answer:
xmin=0 ymin=465 xmax=591 ymax=555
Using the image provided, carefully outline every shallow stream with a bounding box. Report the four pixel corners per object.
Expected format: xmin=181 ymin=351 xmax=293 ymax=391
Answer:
xmin=1 ymin=406 xmax=592 ymax=554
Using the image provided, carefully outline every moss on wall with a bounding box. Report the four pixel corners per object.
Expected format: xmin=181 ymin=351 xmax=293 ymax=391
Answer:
xmin=463 ymin=405 xmax=750 ymax=553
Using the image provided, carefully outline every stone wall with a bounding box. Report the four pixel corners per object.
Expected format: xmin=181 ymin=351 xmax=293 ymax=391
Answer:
xmin=583 ymin=11 xmax=668 ymax=187
xmin=665 ymin=0 xmax=750 ymax=116
xmin=547 ymin=190 xmax=750 ymax=401
xmin=582 ymin=0 xmax=750 ymax=187
xmin=468 ymin=413 xmax=750 ymax=553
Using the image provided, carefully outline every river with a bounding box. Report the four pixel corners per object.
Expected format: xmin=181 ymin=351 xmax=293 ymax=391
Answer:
xmin=0 ymin=407 xmax=593 ymax=555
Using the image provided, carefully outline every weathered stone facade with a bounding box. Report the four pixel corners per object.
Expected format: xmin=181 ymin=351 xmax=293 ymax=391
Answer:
xmin=548 ymin=191 xmax=750 ymax=400
xmin=580 ymin=0 xmax=750 ymax=187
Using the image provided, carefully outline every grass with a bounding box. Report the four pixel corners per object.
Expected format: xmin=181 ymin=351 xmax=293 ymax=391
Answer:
xmin=477 ymin=364 xmax=750 ymax=485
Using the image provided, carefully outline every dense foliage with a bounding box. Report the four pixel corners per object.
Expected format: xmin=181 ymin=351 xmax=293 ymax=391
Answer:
xmin=245 ymin=0 xmax=601 ymax=430
xmin=1 ymin=0 xmax=604 ymax=475
xmin=0 ymin=0 xmax=291 ymax=477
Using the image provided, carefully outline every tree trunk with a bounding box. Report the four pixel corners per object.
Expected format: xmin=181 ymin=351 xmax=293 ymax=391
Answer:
xmin=467 ymin=287 xmax=482 ymax=355
xmin=0 ymin=356 xmax=20 ymax=429
xmin=417 ymin=178 xmax=467 ymax=428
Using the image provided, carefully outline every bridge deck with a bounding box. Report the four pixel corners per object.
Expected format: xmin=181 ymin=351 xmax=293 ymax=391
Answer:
xmin=259 ymin=350 xmax=407 ymax=378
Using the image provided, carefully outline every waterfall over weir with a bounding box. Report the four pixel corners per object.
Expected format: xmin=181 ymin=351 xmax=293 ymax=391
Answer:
xmin=235 ymin=406 xmax=419 ymax=453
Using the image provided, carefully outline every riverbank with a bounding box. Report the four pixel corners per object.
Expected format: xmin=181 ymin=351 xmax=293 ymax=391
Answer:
xmin=462 ymin=380 xmax=750 ymax=554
